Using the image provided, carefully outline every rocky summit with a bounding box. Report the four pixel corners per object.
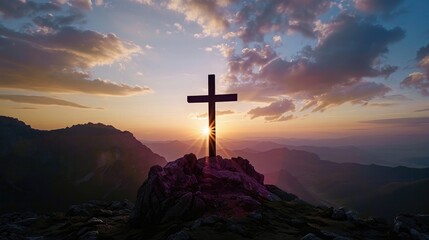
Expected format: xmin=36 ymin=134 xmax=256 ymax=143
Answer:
xmin=130 ymin=153 xmax=286 ymax=225
xmin=2 ymin=154 xmax=429 ymax=239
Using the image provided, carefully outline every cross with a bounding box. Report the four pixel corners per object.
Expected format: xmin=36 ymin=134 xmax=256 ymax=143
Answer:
xmin=187 ymin=74 xmax=238 ymax=158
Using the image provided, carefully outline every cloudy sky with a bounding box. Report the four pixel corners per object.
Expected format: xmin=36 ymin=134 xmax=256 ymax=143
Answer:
xmin=1 ymin=0 xmax=428 ymax=140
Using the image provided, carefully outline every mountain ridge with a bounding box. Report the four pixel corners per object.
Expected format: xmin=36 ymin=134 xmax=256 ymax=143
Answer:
xmin=0 ymin=116 xmax=166 ymax=213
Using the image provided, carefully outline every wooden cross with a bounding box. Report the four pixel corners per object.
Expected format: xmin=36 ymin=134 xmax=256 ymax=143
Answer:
xmin=187 ymin=74 xmax=238 ymax=158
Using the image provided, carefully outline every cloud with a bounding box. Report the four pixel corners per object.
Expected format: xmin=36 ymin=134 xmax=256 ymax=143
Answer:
xmin=400 ymin=72 xmax=429 ymax=96
xmin=235 ymin=0 xmax=331 ymax=42
xmin=400 ymin=43 xmax=429 ymax=97
xmin=362 ymin=117 xmax=429 ymax=126
xmin=153 ymin=0 xmax=331 ymax=41
xmin=174 ymin=22 xmax=184 ymax=32
xmin=167 ymin=0 xmax=231 ymax=36
xmin=130 ymin=0 xmax=153 ymax=5
xmin=194 ymin=110 xmax=235 ymax=119
xmin=247 ymin=99 xmax=295 ymax=121
xmin=0 ymin=24 xmax=149 ymax=95
xmin=0 ymin=94 xmax=91 ymax=108
xmin=272 ymin=35 xmax=282 ymax=47
xmin=32 ymin=12 xmax=86 ymax=29
xmin=415 ymin=107 xmax=429 ymax=113
xmin=264 ymin=114 xmax=294 ymax=122
xmin=354 ymin=0 xmax=404 ymax=17
xmin=368 ymin=102 xmax=396 ymax=107
xmin=225 ymin=14 xmax=403 ymax=111
xmin=304 ymin=82 xmax=391 ymax=112
xmin=69 ymin=0 xmax=93 ymax=10
xmin=0 ymin=1 xmax=60 ymax=19
xmin=15 ymin=107 xmax=37 ymax=110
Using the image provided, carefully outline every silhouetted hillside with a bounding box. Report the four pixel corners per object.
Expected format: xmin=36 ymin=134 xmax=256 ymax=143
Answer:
xmin=0 ymin=116 xmax=166 ymax=213
xmin=287 ymin=145 xmax=388 ymax=165
xmin=238 ymin=148 xmax=429 ymax=219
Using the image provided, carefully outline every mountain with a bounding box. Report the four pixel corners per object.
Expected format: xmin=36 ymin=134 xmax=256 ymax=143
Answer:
xmin=287 ymin=145 xmax=389 ymax=166
xmin=236 ymin=147 xmax=429 ymax=219
xmin=145 ymin=139 xmax=391 ymax=166
xmin=143 ymin=140 xmax=204 ymax=160
xmin=0 ymin=116 xmax=166 ymax=213
xmin=2 ymin=155 xmax=428 ymax=240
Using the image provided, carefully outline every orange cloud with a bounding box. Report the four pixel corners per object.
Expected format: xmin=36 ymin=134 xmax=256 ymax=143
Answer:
xmin=0 ymin=24 xmax=149 ymax=95
xmin=0 ymin=94 xmax=92 ymax=108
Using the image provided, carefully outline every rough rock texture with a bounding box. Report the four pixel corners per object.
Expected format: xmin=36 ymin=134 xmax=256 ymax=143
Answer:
xmin=130 ymin=154 xmax=277 ymax=225
xmin=392 ymin=214 xmax=429 ymax=240
xmin=0 ymin=200 xmax=133 ymax=240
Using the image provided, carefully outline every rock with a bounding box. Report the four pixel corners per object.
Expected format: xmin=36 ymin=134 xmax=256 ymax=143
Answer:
xmin=321 ymin=231 xmax=351 ymax=240
xmin=265 ymin=184 xmax=297 ymax=201
xmin=67 ymin=205 xmax=90 ymax=216
xmin=108 ymin=200 xmax=134 ymax=211
xmin=79 ymin=230 xmax=98 ymax=240
xmin=392 ymin=214 xmax=429 ymax=239
xmin=226 ymin=220 xmax=246 ymax=235
xmin=345 ymin=210 xmax=358 ymax=221
xmin=130 ymin=154 xmax=274 ymax=225
xmin=332 ymin=207 xmax=347 ymax=220
xmin=301 ymin=233 xmax=322 ymax=240
xmin=167 ymin=230 xmax=191 ymax=240
xmin=87 ymin=217 xmax=104 ymax=225
xmin=161 ymin=192 xmax=194 ymax=223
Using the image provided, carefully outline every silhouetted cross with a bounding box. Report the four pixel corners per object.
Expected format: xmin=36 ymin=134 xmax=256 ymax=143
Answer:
xmin=187 ymin=74 xmax=238 ymax=158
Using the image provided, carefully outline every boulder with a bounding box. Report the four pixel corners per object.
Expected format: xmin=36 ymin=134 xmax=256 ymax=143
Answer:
xmin=130 ymin=154 xmax=276 ymax=226
xmin=392 ymin=214 xmax=429 ymax=239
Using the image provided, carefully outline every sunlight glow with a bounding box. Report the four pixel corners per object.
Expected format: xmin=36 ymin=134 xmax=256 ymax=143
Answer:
xmin=202 ymin=127 xmax=210 ymax=136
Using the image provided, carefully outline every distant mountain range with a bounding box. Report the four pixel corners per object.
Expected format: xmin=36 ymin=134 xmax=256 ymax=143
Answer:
xmin=143 ymin=140 xmax=429 ymax=219
xmin=2 ymin=116 xmax=428 ymax=220
xmin=143 ymin=138 xmax=427 ymax=167
xmin=0 ymin=116 xmax=165 ymax=213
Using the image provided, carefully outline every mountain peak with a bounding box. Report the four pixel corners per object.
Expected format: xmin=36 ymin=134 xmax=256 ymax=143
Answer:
xmin=0 ymin=115 xmax=33 ymax=130
xmin=130 ymin=154 xmax=292 ymax=226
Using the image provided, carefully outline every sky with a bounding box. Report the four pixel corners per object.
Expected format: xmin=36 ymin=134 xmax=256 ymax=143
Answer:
xmin=0 ymin=0 xmax=429 ymax=141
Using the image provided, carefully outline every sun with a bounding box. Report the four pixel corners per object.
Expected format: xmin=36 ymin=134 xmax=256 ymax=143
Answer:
xmin=201 ymin=127 xmax=210 ymax=136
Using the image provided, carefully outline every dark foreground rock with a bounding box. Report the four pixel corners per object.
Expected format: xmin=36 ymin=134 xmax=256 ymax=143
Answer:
xmin=130 ymin=154 xmax=277 ymax=225
xmin=1 ymin=155 xmax=429 ymax=239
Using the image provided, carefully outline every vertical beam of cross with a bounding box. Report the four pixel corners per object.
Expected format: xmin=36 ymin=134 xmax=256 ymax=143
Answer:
xmin=187 ymin=74 xmax=238 ymax=158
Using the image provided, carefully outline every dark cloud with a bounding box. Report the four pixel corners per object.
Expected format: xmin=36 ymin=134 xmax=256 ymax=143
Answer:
xmin=0 ymin=94 xmax=91 ymax=108
xmin=304 ymin=82 xmax=391 ymax=112
xmin=235 ymin=0 xmax=331 ymax=42
xmin=0 ymin=24 xmax=148 ymax=95
xmin=226 ymin=14 xmax=403 ymax=112
xmin=415 ymin=107 xmax=429 ymax=113
xmin=247 ymin=99 xmax=295 ymax=121
xmin=362 ymin=117 xmax=429 ymax=126
xmin=401 ymin=42 xmax=429 ymax=97
xmin=354 ymin=0 xmax=404 ymax=18
xmin=417 ymin=43 xmax=429 ymax=62
xmin=0 ymin=0 xmax=60 ymax=19
xmin=165 ymin=0 xmax=330 ymax=41
xmin=33 ymin=12 xmax=85 ymax=29
xmin=195 ymin=110 xmax=235 ymax=118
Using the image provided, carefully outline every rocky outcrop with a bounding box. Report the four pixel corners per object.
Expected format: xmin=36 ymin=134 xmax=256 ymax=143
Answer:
xmin=130 ymin=154 xmax=281 ymax=225
xmin=0 ymin=200 xmax=133 ymax=240
xmin=392 ymin=214 xmax=429 ymax=240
